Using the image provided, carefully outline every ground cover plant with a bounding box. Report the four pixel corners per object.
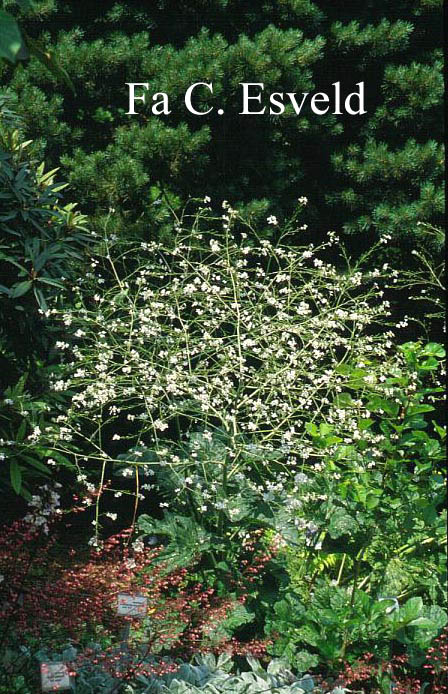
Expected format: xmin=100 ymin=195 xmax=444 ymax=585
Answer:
xmin=0 ymin=489 xmax=446 ymax=693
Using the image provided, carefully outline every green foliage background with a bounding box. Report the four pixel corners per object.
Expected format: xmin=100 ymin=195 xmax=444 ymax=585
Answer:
xmin=0 ymin=0 xmax=444 ymax=257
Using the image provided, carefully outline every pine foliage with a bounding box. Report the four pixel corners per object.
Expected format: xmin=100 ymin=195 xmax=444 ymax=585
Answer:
xmin=0 ymin=0 xmax=443 ymax=256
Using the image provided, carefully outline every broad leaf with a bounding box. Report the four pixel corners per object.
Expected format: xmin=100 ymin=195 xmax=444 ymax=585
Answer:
xmin=0 ymin=10 xmax=26 ymax=62
xmin=328 ymin=508 xmax=359 ymax=538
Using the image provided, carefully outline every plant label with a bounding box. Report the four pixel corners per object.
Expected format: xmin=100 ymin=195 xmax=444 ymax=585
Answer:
xmin=117 ymin=593 xmax=147 ymax=617
xmin=40 ymin=663 xmax=70 ymax=692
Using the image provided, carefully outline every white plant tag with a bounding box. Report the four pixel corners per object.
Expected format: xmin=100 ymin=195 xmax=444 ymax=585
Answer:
xmin=117 ymin=593 xmax=147 ymax=617
xmin=40 ymin=662 xmax=70 ymax=692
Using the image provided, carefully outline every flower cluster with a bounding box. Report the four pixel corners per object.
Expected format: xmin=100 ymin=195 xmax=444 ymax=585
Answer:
xmin=39 ymin=204 xmax=401 ymax=543
xmin=23 ymin=483 xmax=62 ymax=534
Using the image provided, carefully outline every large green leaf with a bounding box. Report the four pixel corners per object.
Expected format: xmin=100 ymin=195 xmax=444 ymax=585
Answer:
xmin=224 ymin=495 xmax=251 ymax=522
xmin=10 ymin=461 xmax=22 ymax=494
xmin=136 ymin=513 xmax=212 ymax=571
xmin=398 ymin=597 xmax=423 ymax=625
xmin=424 ymin=605 xmax=447 ymax=630
xmin=422 ymin=343 xmax=445 ymax=358
xmin=295 ymin=653 xmax=319 ymax=675
xmin=10 ymin=280 xmax=32 ymax=298
xmin=328 ymin=508 xmax=359 ymax=538
xmin=0 ymin=10 xmax=26 ymax=62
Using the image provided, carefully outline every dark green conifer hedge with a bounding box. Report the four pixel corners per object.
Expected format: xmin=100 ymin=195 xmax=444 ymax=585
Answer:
xmin=0 ymin=0 xmax=443 ymax=258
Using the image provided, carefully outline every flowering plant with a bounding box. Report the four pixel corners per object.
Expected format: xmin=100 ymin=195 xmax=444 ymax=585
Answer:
xmin=42 ymin=201 xmax=398 ymax=547
xmin=0 ymin=501 xmax=270 ymax=692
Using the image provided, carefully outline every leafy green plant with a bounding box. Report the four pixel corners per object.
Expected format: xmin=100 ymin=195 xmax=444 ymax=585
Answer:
xmin=7 ymin=647 xmax=319 ymax=694
xmin=266 ymin=581 xmax=446 ymax=670
xmin=0 ymin=97 xmax=89 ymax=495
xmin=0 ymin=98 xmax=89 ymax=317
xmin=0 ymin=374 xmax=74 ymax=497
xmin=5 ymin=200 xmax=443 ymax=688
xmin=0 ymin=0 xmax=74 ymax=90
xmin=264 ymin=340 xmax=446 ymax=670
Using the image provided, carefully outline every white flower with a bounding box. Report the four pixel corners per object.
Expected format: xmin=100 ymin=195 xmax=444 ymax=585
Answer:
xmin=52 ymin=380 xmax=66 ymax=392
xmin=132 ymin=539 xmax=145 ymax=552
xmin=267 ymin=215 xmax=278 ymax=225
xmin=298 ymin=196 xmax=308 ymax=205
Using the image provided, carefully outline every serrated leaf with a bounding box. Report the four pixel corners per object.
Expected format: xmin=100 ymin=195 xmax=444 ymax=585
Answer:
xmin=224 ymin=496 xmax=250 ymax=522
xmin=221 ymin=603 xmax=255 ymax=633
xmin=424 ymin=605 xmax=447 ymax=630
xmin=295 ymin=626 xmax=320 ymax=647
